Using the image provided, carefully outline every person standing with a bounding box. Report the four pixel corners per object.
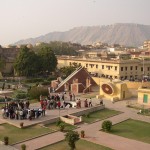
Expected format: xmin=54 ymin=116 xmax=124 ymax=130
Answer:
xmin=72 ymin=93 xmax=75 ymax=101
xmin=84 ymin=99 xmax=88 ymax=107
xmin=89 ymin=98 xmax=92 ymax=107
xmin=69 ymin=93 xmax=72 ymax=101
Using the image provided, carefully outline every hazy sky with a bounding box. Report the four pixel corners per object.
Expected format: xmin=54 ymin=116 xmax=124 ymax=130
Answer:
xmin=0 ymin=0 xmax=150 ymax=45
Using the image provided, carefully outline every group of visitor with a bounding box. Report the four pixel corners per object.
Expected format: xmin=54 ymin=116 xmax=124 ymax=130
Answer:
xmin=84 ymin=98 xmax=93 ymax=108
xmin=1 ymin=99 xmax=49 ymax=120
xmin=40 ymin=93 xmax=68 ymax=110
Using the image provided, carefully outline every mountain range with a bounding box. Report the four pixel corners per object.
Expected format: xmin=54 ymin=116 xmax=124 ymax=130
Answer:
xmin=15 ymin=23 xmax=150 ymax=47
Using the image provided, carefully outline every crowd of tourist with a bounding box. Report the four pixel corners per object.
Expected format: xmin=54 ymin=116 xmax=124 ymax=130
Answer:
xmin=1 ymin=92 xmax=104 ymax=121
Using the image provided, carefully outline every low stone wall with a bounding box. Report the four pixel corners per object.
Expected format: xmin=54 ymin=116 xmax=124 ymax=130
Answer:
xmin=71 ymin=105 xmax=105 ymax=117
xmin=42 ymin=117 xmax=60 ymax=125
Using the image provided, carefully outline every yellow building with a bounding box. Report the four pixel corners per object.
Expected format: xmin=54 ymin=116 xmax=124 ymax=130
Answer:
xmin=138 ymin=86 xmax=150 ymax=106
xmin=57 ymin=56 xmax=150 ymax=81
xmin=99 ymin=79 xmax=131 ymax=101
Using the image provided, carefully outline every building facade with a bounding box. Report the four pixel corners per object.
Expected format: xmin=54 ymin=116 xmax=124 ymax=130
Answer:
xmin=138 ymin=86 xmax=150 ymax=106
xmin=0 ymin=47 xmax=19 ymax=74
xmin=57 ymin=56 xmax=150 ymax=81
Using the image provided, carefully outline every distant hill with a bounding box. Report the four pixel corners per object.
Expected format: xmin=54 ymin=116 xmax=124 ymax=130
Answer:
xmin=15 ymin=23 xmax=150 ymax=47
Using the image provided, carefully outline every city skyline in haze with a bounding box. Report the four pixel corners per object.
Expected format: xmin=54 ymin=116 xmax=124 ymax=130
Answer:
xmin=0 ymin=0 xmax=150 ymax=46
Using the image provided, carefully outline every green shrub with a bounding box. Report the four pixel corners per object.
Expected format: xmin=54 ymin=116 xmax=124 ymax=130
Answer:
xmin=13 ymin=90 xmax=28 ymax=99
xmin=65 ymin=131 xmax=79 ymax=150
xmin=21 ymin=144 xmax=26 ymax=150
xmin=0 ymin=97 xmax=11 ymax=102
xmin=28 ymin=87 xmax=48 ymax=100
xmin=24 ymin=78 xmax=44 ymax=83
xmin=41 ymin=81 xmax=50 ymax=85
xmin=47 ymin=76 xmax=57 ymax=81
xmin=56 ymin=119 xmax=62 ymax=126
xmin=102 ymin=120 xmax=112 ymax=132
xmin=59 ymin=123 xmax=65 ymax=131
xmin=4 ymin=136 xmax=9 ymax=145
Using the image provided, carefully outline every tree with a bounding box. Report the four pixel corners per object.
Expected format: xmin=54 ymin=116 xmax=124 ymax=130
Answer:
xmin=32 ymin=41 xmax=79 ymax=56
xmin=14 ymin=46 xmax=40 ymax=77
xmin=65 ymin=131 xmax=79 ymax=150
xmin=59 ymin=63 xmax=80 ymax=78
xmin=102 ymin=120 xmax=112 ymax=132
xmin=37 ymin=45 xmax=57 ymax=73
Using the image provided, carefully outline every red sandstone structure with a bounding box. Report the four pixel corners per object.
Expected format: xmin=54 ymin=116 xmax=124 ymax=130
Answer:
xmin=51 ymin=66 xmax=97 ymax=94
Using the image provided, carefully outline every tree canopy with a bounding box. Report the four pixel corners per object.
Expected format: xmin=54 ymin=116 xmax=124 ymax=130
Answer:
xmin=37 ymin=45 xmax=57 ymax=73
xmin=14 ymin=46 xmax=57 ymax=77
xmin=14 ymin=46 xmax=40 ymax=76
xmin=32 ymin=41 xmax=80 ymax=56
xmin=59 ymin=63 xmax=81 ymax=78
xmin=65 ymin=131 xmax=79 ymax=150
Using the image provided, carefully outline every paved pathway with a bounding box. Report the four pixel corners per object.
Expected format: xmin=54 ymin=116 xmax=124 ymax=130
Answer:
xmin=7 ymin=98 xmax=150 ymax=150
xmin=14 ymin=132 xmax=65 ymax=150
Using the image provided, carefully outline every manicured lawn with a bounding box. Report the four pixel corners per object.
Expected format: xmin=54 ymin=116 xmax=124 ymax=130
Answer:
xmin=110 ymin=119 xmax=150 ymax=144
xmin=0 ymin=123 xmax=53 ymax=144
xmin=83 ymin=108 xmax=121 ymax=123
xmin=45 ymin=122 xmax=76 ymax=132
xmin=39 ymin=139 xmax=112 ymax=150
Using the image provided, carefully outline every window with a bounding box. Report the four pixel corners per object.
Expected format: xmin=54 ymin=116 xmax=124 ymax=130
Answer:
xmin=115 ymin=66 xmax=117 ymax=71
xmin=102 ymin=65 xmax=104 ymax=69
xmin=141 ymin=67 xmax=143 ymax=72
xmin=143 ymin=94 xmax=148 ymax=103
xmin=135 ymin=66 xmax=138 ymax=70
xmin=96 ymin=65 xmax=98 ymax=68
xmin=125 ymin=67 xmax=127 ymax=71
xmin=69 ymin=62 xmax=72 ymax=66
xmin=130 ymin=66 xmax=133 ymax=70
xmin=121 ymin=67 xmax=123 ymax=71
xmin=148 ymin=67 xmax=150 ymax=71
xmin=108 ymin=66 xmax=110 ymax=70
xmin=86 ymin=64 xmax=88 ymax=67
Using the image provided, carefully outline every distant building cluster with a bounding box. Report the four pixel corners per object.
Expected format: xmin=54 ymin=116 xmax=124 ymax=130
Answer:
xmin=0 ymin=40 xmax=150 ymax=81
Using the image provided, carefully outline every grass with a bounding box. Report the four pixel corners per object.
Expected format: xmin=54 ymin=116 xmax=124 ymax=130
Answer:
xmin=110 ymin=119 xmax=150 ymax=144
xmin=82 ymin=108 xmax=121 ymax=123
xmin=39 ymin=139 xmax=112 ymax=150
xmin=137 ymin=109 xmax=150 ymax=116
xmin=45 ymin=122 xmax=76 ymax=132
xmin=0 ymin=123 xmax=53 ymax=144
